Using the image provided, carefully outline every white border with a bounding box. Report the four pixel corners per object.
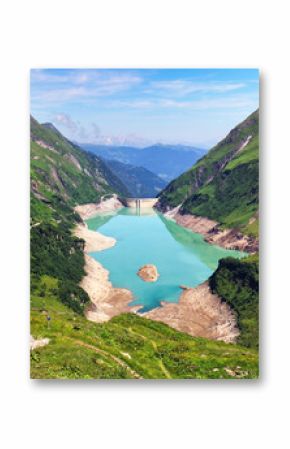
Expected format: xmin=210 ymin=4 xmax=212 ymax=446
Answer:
xmin=1 ymin=1 xmax=289 ymax=448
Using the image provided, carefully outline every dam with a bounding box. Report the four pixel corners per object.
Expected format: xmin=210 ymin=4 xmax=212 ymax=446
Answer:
xmin=125 ymin=198 xmax=158 ymax=209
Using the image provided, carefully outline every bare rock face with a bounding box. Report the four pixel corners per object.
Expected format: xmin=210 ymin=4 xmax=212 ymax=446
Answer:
xmin=137 ymin=264 xmax=159 ymax=282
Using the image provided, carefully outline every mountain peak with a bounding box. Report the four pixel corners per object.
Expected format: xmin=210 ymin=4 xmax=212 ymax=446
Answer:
xmin=42 ymin=122 xmax=62 ymax=135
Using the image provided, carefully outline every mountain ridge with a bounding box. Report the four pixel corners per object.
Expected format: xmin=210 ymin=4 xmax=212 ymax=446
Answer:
xmin=31 ymin=116 xmax=129 ymax=226
xmin=157 ymin=109 xmax=259 ymax=238
xmin=80 ymin=142 xmax=206 ymax=182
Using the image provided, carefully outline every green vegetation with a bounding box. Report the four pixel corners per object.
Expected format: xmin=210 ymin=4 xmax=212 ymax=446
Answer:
xmin=31 ymin=117 xmax=129 ymax=225
xmin=31 ymin=277 xmax=259 ymax=379
xmin=31 ymin=223 xmax=85 ymax=282
xmin=157 ymin=110 xmax=259 ymax=235
xmin=209 ymin=255 xmax=259 ymax=349
xmin=30 ymin=117 xmax=129 ymax=315
xmin=30 ymin=115 xmax=259 ymax=379
xmin=182 ymin=161 xmax=258 ymax=230
xmin=31 ymin=222 xmax=90 ymax=314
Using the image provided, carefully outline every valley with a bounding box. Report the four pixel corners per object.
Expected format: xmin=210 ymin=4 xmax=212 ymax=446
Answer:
xmin=30 ymin=108 xmax=259 ymax=379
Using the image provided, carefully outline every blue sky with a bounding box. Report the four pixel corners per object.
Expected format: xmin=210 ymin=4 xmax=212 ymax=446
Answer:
xmin=31 ymin=68 xmax=259 ymax=148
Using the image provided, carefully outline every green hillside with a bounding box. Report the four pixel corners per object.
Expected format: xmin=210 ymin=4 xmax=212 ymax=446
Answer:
xmin=157 ymin=110 xmax=259 ymax=236
xmin=31 ymin=117 xmax=129 ymax=226
xmin=30 ymin=117 xmax=129 ymax=315
xmin=209 ymin=255 xmax=259 ymax=349
xmin=31 ymin=276 xmax=258 ymax=379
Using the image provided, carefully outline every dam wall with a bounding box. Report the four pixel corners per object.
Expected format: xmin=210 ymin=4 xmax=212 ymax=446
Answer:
xmin=125 ymin=198 xmax=158 ymax=209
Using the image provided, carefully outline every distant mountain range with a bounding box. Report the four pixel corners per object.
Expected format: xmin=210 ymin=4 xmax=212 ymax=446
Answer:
xmin=105 ymin=160 xmax=166 ymax=198
xmin=80 ymin=143 xmax=206 ymax=183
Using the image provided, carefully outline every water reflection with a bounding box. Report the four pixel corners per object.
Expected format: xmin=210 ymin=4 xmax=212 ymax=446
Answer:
xmin=86 ymin=211 xmax=117 ymax=230
xmin=118 ymin=207 xmax=157 ymax=217
xmin=86 ymin=207 xmax=157 ymax=230
xmin=158 ymin=213 xmax=246 ymax=271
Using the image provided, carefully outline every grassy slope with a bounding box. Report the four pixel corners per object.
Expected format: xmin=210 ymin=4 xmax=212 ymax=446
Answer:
xmin=31 ymin=117 xmax=129 ymax=225
xmin=157 ymin=110 xmax=259 ymax=236
xmin=31 ymin=276 xmax=258 ymax=379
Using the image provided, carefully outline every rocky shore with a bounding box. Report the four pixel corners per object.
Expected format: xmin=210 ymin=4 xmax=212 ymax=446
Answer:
xmin=74 ymin=199 xmax=135 ymax=323
xmin=74 ymin=223 xmax=116 ymax=253
xmin=80 ymin=254 xmax=135 ymax=323
xmin=74 ymin=194 xmax=123 ymax=220
xmin=145 ymin=282 xmax=239 ymax=343
xmin=164 ymin=206 xmax=258 ymax=253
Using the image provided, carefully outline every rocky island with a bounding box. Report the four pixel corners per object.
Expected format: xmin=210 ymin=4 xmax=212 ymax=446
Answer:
xmin=137 ymin=264 xmax=159 ymax=282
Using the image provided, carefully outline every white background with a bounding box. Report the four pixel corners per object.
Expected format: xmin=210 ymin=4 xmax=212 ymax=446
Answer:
xmin=0 ymin=0 xmax=289 ymax=448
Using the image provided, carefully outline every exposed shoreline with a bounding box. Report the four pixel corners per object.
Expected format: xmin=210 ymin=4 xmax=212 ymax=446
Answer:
xmin=74 ymin=194 xmax=124 ymax=220
xmin=74 ymin=199 xmax=136 ymax=323
xmin=74 ymin=222 xmax=116 ymax=253
xmin=144 ymin=282 xmax=239 ymax=343
xmin=163 ymin=205 xmax=258 ymax=254
xmin=74 ymin=199 xmax=242 ymax=342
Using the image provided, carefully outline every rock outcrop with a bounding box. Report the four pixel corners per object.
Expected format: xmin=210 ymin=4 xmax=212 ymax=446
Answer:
xmin=168 ymin=210 xmax=258 ymax=254
xmin=74 ymin=195 xmax=123 ymax=220
xmin=30 ymin=336 xmax=50 ymax=350
xmin=137 ymin=264 xmax=159 ymax=282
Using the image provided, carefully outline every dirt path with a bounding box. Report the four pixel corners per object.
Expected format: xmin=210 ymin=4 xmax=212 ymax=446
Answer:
xmin=64 ymin=336 xmax=142 ymax=379
xmin=128 ymin=327 xmax=172 ymax=379
xmin=150 ymin=339 xmax=172 ymax=379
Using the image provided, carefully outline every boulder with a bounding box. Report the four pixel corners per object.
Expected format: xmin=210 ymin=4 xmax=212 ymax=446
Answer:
xmin=137 ymin=264 xmax=159 ymax=282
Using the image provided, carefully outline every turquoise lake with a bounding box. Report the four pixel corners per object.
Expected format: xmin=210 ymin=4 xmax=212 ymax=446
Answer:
xmin=86 ymin=208 xmax=245 ymax=312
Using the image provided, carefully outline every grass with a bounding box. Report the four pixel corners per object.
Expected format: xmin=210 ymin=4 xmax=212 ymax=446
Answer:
xmin=226 ymin=135 xmax=259 ymax=171
xmin=31 ymin=276 xmax=259 ymax=379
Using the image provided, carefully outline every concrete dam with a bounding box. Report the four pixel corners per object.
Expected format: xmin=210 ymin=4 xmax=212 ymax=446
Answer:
xmin=124 ymin=198 xmax=158 ymax=209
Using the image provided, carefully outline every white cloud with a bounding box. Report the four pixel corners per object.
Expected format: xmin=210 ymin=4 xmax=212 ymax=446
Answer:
xmin=149 ymin=80 xmax=246 ymax=97
xmin=110 ymin=99 xmax=154 ymax=109
xmin=108 ymin=94 xmax=258 ymax=111
xmin=31 ymin=71 xmax=143 ymax=104
xmin=54 ymin=113 xmax=79 ymax=132
xmin=52 ymin=113 xmax=151 ymax=146
xmin=158 ymin=95 xmax=253 ymax=109
xmin=54 ymin=114 xmax=89 ymax=140
xmin=91 ymin=74 xmax=142 ymax=95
